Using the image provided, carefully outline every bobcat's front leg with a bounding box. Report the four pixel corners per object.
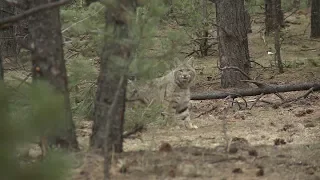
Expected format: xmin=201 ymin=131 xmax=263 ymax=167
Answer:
xmin=161 ymin=99 xmax=177 ymax=126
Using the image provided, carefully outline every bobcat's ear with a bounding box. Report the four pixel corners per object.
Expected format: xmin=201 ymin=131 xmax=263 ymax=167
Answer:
xmin=186 ymin=56 xmax=195 ymax=67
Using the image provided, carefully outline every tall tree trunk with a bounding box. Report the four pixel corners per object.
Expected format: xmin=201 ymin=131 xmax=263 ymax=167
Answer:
xmin=265 ymin=0 xmax=284 ymax=36
xmin=90 ymin=1 xmax=136 ymax=152
xmin=28 ymin=0 xmax=79 ymax=150
xmin=216 ymin=0 xmax=250 ymax=88
xmin=310 ymin=0 xmax=320 ymax=38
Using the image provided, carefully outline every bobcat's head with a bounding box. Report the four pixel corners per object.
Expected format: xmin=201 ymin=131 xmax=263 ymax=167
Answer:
xmin=173 ymin=57 xmax=196 ymax=88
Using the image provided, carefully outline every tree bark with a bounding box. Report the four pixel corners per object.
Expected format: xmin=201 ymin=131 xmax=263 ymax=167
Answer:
xmin=216 ymin=0 xmax=250 ymax=88
xmin=191 ymin=82 xmax=320 ymax=100
xmin=90 ymin=0 xmax=136 ymax=152
xmin=200 ymin=0 xmax=209 ymax=56
xmin=265 ymin=0 xmax=284 ymax=36
xmin=273 ymin=0 xmax=284 ymax=73
xmin=310 ymin=0 xmax=320 ymax=38
xmin=28 ymin=0 xmax=79 ymax=150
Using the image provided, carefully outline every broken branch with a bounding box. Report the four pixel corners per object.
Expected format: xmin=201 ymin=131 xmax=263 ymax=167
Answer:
xmin=0 ymin=0 xmax=70 ymax=29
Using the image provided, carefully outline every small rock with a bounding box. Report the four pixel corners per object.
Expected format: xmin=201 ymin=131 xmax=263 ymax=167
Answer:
xmin=256 ymin=166 xmax=264 ymax=177
xmin=305 ymin=167 xmax=316 ymax=175
xmin=168 ymin=167 xmax=176 ymax=177
xmin=270 ymin=122 xmax=276 ymax=127
xmin=306 ymin=109 xmax=314 ymax=114
xmin=228 ymin=146 xmax=238 ymax=154
xmin=295 ymin=109 xmax=307 ymax=117
xmin=234 ymin=111 xmax=245 ymax=120
xmin=282 ymin=124 xmax=294 ymax=131
xmin=232 ymin=168 xmax=243 ymax=174
xmin=274 ymin=138 xmax=286 ymax=146
xmin=248 ymin=149 xmax=258 ymax=156
xmin=159 ymin=142 xmax=173 ymax=152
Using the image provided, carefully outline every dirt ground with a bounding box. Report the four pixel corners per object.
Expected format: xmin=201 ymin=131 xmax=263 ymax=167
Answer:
xmin=71 ymin=12 xmax=320 ymax=180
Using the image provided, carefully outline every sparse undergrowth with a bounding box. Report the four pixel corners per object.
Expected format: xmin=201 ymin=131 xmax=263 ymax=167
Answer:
xmin=2 ymin=1 xmax=320 ymax=179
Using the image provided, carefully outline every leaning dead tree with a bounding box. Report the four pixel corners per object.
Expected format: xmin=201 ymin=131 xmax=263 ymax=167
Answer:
xmin=191 ymin=82 xmax=320 ymax=100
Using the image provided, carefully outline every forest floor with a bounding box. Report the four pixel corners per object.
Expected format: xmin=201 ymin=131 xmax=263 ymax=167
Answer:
xmin=3 ymin=9 xmax=319 ymax=180
xmin=71 ymin=12 xmax=320 ymax=180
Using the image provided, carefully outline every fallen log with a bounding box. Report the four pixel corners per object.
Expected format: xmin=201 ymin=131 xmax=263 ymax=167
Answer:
xmin=191 ymin=82 xmax=320 ymax=100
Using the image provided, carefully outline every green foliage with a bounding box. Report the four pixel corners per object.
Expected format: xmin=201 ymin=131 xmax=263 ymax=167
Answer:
xmin=0 ymin=81 xmax=71 ymax=180
xmin=125 ymin=103 xmax=166 ymax=130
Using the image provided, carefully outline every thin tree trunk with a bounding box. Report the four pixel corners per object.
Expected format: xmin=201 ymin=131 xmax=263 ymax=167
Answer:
xmin=310 ymin=0 xmax=320 ymax=38
xmin=28 ymin=0 xmax=79 ymax=150
xmin=90 ymin=1 xmax=136 ymax=153
xmin=265 ymin=0 xmax=273 ymax=35
xmin=216 ymin=0 xmax=250 ymax=88
xmin=265 ymin=0 xmax=284 ymax=36
xmin=200 ymin=0 xmax=209 ymax=56
xmin=273 ymin=0 xmax=284 ymax=73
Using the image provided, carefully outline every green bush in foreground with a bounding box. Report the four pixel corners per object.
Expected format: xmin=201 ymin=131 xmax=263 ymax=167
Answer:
xmin=0 ymin=81 xmax=71 ymax=180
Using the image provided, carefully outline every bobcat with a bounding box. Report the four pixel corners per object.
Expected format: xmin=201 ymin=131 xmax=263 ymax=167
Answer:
xmin=127 ymin=57 xmax=198 ymax=129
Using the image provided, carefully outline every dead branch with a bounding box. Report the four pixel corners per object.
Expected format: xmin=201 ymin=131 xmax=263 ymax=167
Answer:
xmin=249 ymin=93 xmax=264 ymax=110
xmin=16 ymin=72 xmax=32 ymax=89
xmin=195 ymin=105 xmax=218 ymax=118
xmin=0 ymin=0 xmax=70 ymax=29
xmin=122 ymin=124 xmax=144 ymax=139
xmin=219 ymin=66 xmax=251 ymax=80
xmin=277 ymin=87 xmax=314 ymax=106
xmin=191 ymin=82 xmax=320 ymax=100
xmin=232 ymin=96 xmax=248 ymax=110
xmin=249 ymin=60 xmax=267 ymax=69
